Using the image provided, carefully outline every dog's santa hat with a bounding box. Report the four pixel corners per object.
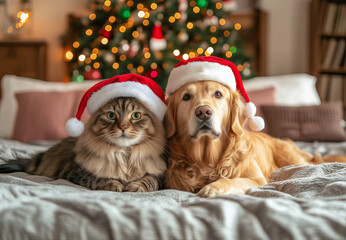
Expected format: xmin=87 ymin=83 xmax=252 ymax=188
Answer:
xmin=166 ymin=56 xmax=264 ymax=132
xmin=65 ymin=73 xmax=167 ymax=137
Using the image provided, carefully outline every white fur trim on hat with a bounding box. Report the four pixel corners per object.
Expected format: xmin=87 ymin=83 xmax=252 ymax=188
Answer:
xmin=87 ymin=81 xmax=167 ymax=121
xmin=166 ymin=61 xmax=236 ymax=96
xmin=150 ymin=38 xmax=167 ymax=51
xmin=246 ymin=102 xmax=265 ymax=131
xmin=65 ymin=117 xmax=85 ymax=137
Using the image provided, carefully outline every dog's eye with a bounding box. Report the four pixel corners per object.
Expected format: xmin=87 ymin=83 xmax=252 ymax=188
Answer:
xmin=215 ymin=91 xmax=223 ymax=98
xmin=183 ymin=93 xmax=191 ymax=101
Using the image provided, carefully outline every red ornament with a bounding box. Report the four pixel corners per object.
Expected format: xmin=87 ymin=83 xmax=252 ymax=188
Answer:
xmin=83 ymin=69 xmax=102 ymax=80
xmin=99 ymin=29 xmax=111 ymax=39
xmin=146 ymin=68 xmax=160 ymax=79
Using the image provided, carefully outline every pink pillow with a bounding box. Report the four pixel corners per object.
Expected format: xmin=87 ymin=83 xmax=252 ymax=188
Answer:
xmin=12 ymin=90 xmax=90 ymax=142
xmin=246 ymin=87 xmax=276 ymax=133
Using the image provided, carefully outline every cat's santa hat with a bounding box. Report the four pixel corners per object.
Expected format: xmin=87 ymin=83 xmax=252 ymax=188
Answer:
xmin=66 ymin=73 xmax=167 ymax=137
xmin=166 ymin=56 xmax=264 ymax=132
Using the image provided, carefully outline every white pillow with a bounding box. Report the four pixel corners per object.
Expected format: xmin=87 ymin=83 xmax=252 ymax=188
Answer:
xmin=243 ymin=73 xmax=321 ymax=106
xmin=0 ymin=75 xmax=99 ymax=139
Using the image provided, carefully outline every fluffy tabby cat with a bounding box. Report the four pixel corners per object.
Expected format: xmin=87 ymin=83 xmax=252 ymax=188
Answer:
xmin=0 ymin=97 xmax=166 ymax=192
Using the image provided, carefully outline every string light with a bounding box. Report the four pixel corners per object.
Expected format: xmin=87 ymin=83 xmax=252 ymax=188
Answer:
xmin=143 ymin=47 xmax=149 ymax=52
xmin=90 ymin=53 xmax=97 ymax=60
xmin=122 ymin=43 xmax=129 ymax=51
xmin=119 ymin=26 xmax=126 ymax=32
xmin=169 ymin=16 xmax=175 ymax=23
xmin=210 ymin=26 xmax=216 ymax=33
xmin=132 ymin=31 xmax=139 ymax=38
xmin=206 ymin=47 xmax=214 ymax=54
xmin=193 ymin=6 xmax=200 ymax=13
xmin=197 ymin=48 xmax=204 ymax=54
xmin=127 ymin=0 xmax=134 ymax=7
xmin=224 ymin=30 xmax=231 ymax=37
xmin=109 ymin=16 xmax=116 ymax=23
xmin=127 ymin=64 xmax=133 ymax=70
xmin=89 ymin=13 xmax=96 ymax=20
xmin=73 ymin=41 xmax=80 ymax=48
xmin=216 ymin=2 xmax=222 ymax=9
xmin=93 ymin=62 xmax=100 ymax=69
xmin=225 ymin=51 xmax=232 ymax=58
xmin=105 ymin=25 xmax=112 ymax=31
xmin=151 ymin=3 xmax=157 ymax=9
xmin=92 ymin=48 xmax=99 ymax=54
xmin=78 ymin=54 xmax=86 ymax=62
xmin=143 ymin=20 xmax=149 ymax=26
xmin=85 ymin=58 xmax=91 ymax=64
xmin=111 ymin=47 xmax=118 ymax=53
xmin=182 ymin=53 xmax=189 ymax=60
xmin=237 ymin=64 xmax=244 ymax=71
xmin=137 ymin=66 xmax=144 ymax=73
xmin=174 ymin=12 xmax=181 ymax=19
xmin=234 ymin=23 xmax=242 ymax=30
xmin=101 ymin=38 xmax=109 ymax=45
xmin=137 ymin=3 xmax=144 ymax=10
xmin=151 ymin=63 xmax=157 ymax=69
xmin=65 ymin=51 xmax=73 ymax=61
xmin=189 ymin=52 xmax=195 ymax=58
xmin=190 ymin=1 xmax=196 ymax=7
xmin=113 ymin=62 xmax=119 ymax=69
xmin=210 ymin=37 xmax=217 ymax=44
xmin=173 ymin=49 xmax=180 ymax=56
xmin=138 ymin=11 xmax=145 ymax=18
xmin=120 ymin=54 xmax=126 ymax=61
xmin=230 ymin=46 xmax=237 ymax=53
xmin=104 ymin=0 xmax=111 ymax=7
xmin=219 ymin=18 xmax=226 ymax=25
xmin=144 ymin=52 xmax=151 ymax=59
xmin=187 ymin=22 xmax=193 ymax=29
xmin=150 ymin=71 xmax=158 ymax=78
xmin=85 ymin=29 xmax=93 ymax=36
xmin=144 ymin=12 xmax=150 ymax=18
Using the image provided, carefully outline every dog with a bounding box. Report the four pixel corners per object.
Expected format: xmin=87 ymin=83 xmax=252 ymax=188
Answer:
xmin=163 ymin=80 xmax=346 ymax=197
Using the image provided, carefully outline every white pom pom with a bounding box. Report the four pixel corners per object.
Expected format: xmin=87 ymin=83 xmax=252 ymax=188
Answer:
xmin=248 ymin=116 xmax=265 ymax=132
xmin=65 ymin=118 xmax=84 ymax=137
xmin=246 ymin=102 xmax=257 ymax=117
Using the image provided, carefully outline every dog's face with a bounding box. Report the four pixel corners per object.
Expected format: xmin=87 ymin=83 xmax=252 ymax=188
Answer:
xmin=165 ymin=81 xmax=247 ymax=140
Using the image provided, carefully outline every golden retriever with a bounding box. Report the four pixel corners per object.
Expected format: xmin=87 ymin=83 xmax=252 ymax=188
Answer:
xmin=164 ymin=80 xmax=346 ymax=197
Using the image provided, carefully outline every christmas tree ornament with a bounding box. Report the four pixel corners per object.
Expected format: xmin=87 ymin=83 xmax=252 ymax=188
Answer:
xmin=83 ymin=68 xmax=102 ymax=80
xmin=166 ymin=56 xmax=264 ymax=132
xmin=221 ymin=0 xmax=238 ymax=12
xmin=128 ymin=39 xmax=140 ymax=58
xmin=203 ymin=15 xmax=218 ymax=27
xmin=150 ymin=22 xmax=167 ymax=51
xmin=120 ymin=7 xmax=131 ymax=20
xmin=178 ymin=29 xmax=189 ymax=42
xmin=65 ymin=73 xmax=167 ymax=137
xmin=103 ymin=52 xmax=115 ymax=63
xmin=99 ymin=29 xmax=111 ymax=39
xmin=178 ymin=0 xmax=188 ymax=22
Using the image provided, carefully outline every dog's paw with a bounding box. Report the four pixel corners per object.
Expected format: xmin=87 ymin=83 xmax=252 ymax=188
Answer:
xmin=102 ymin=180 xmax=124 ymax=192
xmin=197 ymin=184 xmax=226 ymax=198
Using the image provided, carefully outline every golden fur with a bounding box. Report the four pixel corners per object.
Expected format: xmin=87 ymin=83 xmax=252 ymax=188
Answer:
xmin=164 ymin=81 xmax=346 ymax=197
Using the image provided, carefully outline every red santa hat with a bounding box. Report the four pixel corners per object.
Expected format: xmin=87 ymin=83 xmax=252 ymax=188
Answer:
xmin=66 ymin=73 xmax=167 ymax=137
xmin=166 ymin=56 xmax=264 ymax=132
xmin=150 ymin=22 xmax=167 ymax=51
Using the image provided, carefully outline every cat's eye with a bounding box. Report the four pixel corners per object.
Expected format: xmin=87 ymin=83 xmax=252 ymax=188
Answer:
xmin=183 ymin=93 xmax=191 ymax=101
xmin=107 ymin=112 xmax=116 ymax=120
xmin=131 ymin=112 xmax=142 ymax=120
xmin=215 ymin=91 xmax=223 ymax=98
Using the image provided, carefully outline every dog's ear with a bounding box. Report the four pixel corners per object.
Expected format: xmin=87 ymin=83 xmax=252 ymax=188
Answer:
xmin=164 ymin=96 xmax=177 ymax=139
xmin=230 ymin=93 xmax=247 ymax=136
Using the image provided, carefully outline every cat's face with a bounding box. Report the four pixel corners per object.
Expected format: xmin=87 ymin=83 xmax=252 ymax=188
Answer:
xmin=88 ymin=97 xmax=157 ymax=147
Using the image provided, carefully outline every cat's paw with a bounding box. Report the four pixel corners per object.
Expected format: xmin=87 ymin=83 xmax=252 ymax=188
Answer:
xmin=124 ymin=182 xmax=148 ymax=192
xmin=103 ymin=180 xmax=124 ymax=192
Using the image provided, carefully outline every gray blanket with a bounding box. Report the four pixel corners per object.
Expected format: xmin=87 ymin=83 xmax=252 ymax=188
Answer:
xmin=0 ymin=139 xmax=345 ymax=240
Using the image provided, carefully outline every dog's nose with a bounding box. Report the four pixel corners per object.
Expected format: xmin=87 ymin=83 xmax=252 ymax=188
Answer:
xmin=195 ymin=106 xmax=212 ymax=120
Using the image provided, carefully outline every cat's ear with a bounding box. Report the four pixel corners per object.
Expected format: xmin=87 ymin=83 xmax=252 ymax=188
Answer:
xmin=163 ymin=96 xmax=177 ymax=139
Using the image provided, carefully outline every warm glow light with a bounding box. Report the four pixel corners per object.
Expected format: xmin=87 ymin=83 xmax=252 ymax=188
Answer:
xmin=219 ymin=18 xmax=226 ymax=25
xmin=78 ymin=54 xmax=86 ymax=62
xmin=86 ymin=29 xmax=93 ymax=36
xmin=237 ymin=64 xmax=244 ymax=71
xmin=65 ymin=51 xmax=73 ymax=61
xmin=197 ymin=48 xmax=204 ymax=54
xmin=122 ymin=43 xmax=129 ymax=51
xmin=120 ymin=54 xmax=126 ymax=61
xmin=105 ymin=25 xmax=112 ymax=31
xmin=143 ymin=20 xmax=149 ymax=26
xmin=111 ymin=47 xmax=118 ymax=53
xmin=138 ymin=10 xmax=145 ymax=18
xmin=90 ymin=53 xmax=97 ymax=60
xmin=224 ymin=30 xmax=231 ymax=37
xmin=174 ymin=12 xmax=181 ymax=19
xmin=210 ymin=37 xmax=217 ymax=44
xmin=187 ymin=22 xmax=193 ymax=29
xmin=137 ymin=66 xmax=144 ymax=73
xmin=182 ymin=54 xmax=189 ymax=60
xmin=73 ymin=42 xmax=80 ymax=48
xmin=127 ymin=0 xmax=134 ymax=7
xmin=144 ymin=12 xmax=150 ymax=18
xmin=173 ymin=49 xmax=180 ymax=56
xmin=7 ymin=26 xmax=14 ymax=34
xmin=109 ymin=16 xmax=116 ymax=23
xmin=189 ymin=52 xmax=195 ymax=58
xmin=92 ymin=48 xmax=99 ymax=54
xmin=101 ymin=38 xmax=109 ymax=45
xmin=93 ymin=62 xmax=100 ymax=69
xmin=137 ymin=3 xmax=144 ymax=10
xmin=89 ymin=13 xmax=96 ymax=20
xmin=206 ymin=47 xmax=214 ymax=54
xmin=104 ymin=0 xmax=111 ymax=7
xmin=210 ymin=26 xmax=217 ymax=33
xmin=85 ymin=58 xmax=91 ymax=64
xmin=113 ymin=62 xmax=119 ymax=69
xmin=169 ymin=16 xmax=175 ymax=23
xmin=143 ymin=47 xmax=149 ymax=52
xmin=150 ymin=71 xmax=158 ymax=78
xmin=216 ymin=2 xmax=222 ymax=9
xmin=17 ymin=11 xmax=30 ymax=24
xmin=225 ymin=51 xmax=232 ymax=58
xmin=193 ymin=6 xmax=200 ymax=13
xmin=127 ymin=64 xmax=133 ymax=70
xmin=119 ymin=26 xmax=126 ymax=32
xmin=190 ymin=1 xmax=196 ymax=7
xmin=151 ymin=3 xmax=157 ymax=9
xmin=234 ymin=23 xmax=242 ymax=30
xmin=132 ymin=31 xmax=139 ymax=38
xmin=144 ymin=52 xmax=151 ymax=59
xmin=151 ymin=63 xmax=157 ymax=69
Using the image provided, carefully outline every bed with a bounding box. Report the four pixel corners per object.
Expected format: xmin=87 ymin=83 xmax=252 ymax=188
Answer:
xmin=0 ymin=74 xmax=345 ymax=240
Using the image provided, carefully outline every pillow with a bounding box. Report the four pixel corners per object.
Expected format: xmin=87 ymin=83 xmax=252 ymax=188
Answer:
xmin=243 ymin=74 xmax=321 ymax=106
xmin=0 ymin=75 xmax=99 ymax=138
xmin=12 ymin=90 xmax=90 ymax=142
xmin=261 ymin=102 xmax=345 ymax=142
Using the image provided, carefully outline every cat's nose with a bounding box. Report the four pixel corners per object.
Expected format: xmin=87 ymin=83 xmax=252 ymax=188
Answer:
xmin=119 ymin=125 xmax=128 ymax=132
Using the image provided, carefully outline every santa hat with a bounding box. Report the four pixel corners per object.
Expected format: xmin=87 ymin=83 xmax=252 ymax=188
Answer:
xmin=65 ymin=73 xmax=167 ymax=137
xmin=150 ymin=22 xmax=167 ymax=51
xmin=166 ymin=56 xmax=264 ymax=132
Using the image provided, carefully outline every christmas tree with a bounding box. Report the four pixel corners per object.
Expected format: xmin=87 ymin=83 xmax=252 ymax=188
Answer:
xmin=65 ymin=0 xmax=254 ymax=90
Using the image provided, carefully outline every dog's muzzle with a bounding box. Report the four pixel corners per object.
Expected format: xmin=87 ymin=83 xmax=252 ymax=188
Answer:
xmin=195 ymin=105 xmax=212 ymax=120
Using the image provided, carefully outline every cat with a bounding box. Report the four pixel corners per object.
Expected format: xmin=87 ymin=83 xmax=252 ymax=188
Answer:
xmin=0 ymin=97 xmax=167 ymax=192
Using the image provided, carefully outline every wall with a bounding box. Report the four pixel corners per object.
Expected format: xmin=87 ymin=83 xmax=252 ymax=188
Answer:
xmin=259 ymin=0 xmax=311 ymax=76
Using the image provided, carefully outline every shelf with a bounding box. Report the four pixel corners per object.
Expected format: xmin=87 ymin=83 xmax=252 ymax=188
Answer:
xmin=321 ymin=33 xmax=346 ymax=38
xmin=320 ymin=68 xmax=346 ymax=74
